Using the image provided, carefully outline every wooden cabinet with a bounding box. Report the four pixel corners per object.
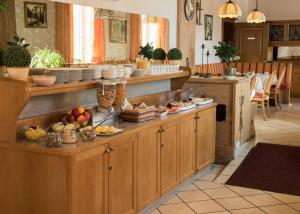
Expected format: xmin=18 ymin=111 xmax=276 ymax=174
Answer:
xmin=179 ymin=113 xmax=196 ymax=182
xmin=108 ymin=134 xmax=137 ymax=214
xmin=160 ymin=120 xmax=179 ymax=194
xmin=72 ymin=145 xmax=109 ymax=214
xmin=268 ymin=21 xmax=300 ymax=46
xmin=137 ymin=126 xmax=161 ymax=209
xmin=195 ymin=108 xmax=216 ymax=171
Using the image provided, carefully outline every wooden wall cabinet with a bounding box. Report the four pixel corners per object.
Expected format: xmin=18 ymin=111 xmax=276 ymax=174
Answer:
xmin=268 ymin=21 xmax=300 ymax=46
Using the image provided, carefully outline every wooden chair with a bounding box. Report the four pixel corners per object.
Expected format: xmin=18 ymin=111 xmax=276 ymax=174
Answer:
xmin=270 ymin=69 xmax=286 ymax=111
xmin=250 ymin=73 xmax=259 ymax=95
xmin=251 ymin=72 xmax=276 ymax=121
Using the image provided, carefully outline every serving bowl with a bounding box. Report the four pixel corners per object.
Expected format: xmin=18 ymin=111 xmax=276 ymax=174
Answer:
xmin=32 ymin=75 xmax=56 ymax=87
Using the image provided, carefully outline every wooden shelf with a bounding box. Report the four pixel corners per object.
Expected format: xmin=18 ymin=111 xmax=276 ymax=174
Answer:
xmin=30 ymin=71 xmax=191 ymax=97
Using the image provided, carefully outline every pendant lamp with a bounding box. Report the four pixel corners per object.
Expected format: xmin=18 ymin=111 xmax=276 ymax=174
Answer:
xmin=247 ymin=0 xmax=266 ymax=23
xmin=218 ymin=0 xmax=242 ymax=19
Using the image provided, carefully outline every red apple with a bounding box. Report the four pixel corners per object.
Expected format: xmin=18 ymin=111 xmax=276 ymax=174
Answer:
xmin=67 ymin=114 xmax=75 ymax=123
xmin=77 ymin=115 xmax=86 ymax=125
xmin=83 ymin=111 xmax=91 ymax=121
xmin=72 ymin=108 xmax=81 ymax=118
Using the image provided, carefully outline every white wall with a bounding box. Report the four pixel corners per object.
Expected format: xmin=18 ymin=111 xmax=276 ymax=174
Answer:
xmin=50 ymin=0 xmax=177 ymax=48
xmin=247 ymin=0 xmax=300 ymax=21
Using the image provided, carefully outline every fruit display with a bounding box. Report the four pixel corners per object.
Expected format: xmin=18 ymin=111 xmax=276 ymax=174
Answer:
xmin=24 ymin=126 xmax=47 ymax=141
xmin=95 ymin=125 xmax=122 ymax=136
xmin=166 ymin=103 xmax=181 ymax=113
xmin=62 ymin=106 xmax=91 ymax=127
xmin=155 ymin=106 xmax=169 ymax=118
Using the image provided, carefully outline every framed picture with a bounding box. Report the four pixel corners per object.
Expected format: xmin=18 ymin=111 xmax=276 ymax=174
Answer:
xmin=204 ymin=15 xmax=213 ymax=41
xmin=24 ymin=2 xmax=47 ymax=28
xmin=184 ymin=0 xmax=195 ymax=21
xmin=109 ymin=18 xmax=127 ymax=43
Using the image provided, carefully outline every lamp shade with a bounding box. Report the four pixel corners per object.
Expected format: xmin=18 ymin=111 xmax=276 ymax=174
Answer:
xmin=218 ymin=0 xmax=242 ymax=18
xmin=247 ymin=10 xmax=266 ymax=23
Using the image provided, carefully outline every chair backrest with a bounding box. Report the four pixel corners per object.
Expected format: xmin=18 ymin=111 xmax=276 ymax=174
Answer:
xmin=276 ymin=68 xmax=286 ymax=90
xmin=264 ymin=72 xmax=276 ymax=96
xmin=250 ymin=73 xmax=259 ymax=94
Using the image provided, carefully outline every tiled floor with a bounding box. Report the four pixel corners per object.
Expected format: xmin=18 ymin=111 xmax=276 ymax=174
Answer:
xmin=141 ymin=99 xmax=300 ymax=214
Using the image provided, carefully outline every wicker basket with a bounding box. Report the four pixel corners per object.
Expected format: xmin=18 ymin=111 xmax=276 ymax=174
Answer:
xmin=119 ymin=106 xmax=156 ymax=122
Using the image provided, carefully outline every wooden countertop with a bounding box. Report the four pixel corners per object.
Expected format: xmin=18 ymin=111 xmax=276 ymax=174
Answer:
xmin=0 ymin=103 xmax=217 ymax=157
xmin=188 ymin=76 xmax=249 ymax=84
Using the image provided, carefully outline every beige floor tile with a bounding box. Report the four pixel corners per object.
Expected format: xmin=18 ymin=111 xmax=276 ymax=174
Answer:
xmin=193 ymin=180 xmax=224 ymax=190
xmin=221 ymin=165 xmax=238 ymax=176
xmin=214 ymin=175 xmax=231 ymax=184
xmin=158 ymin=203 xmax=195 ymax=214
xmin=229 ymin=157 xmax=245 ymax=166
xmin=200 ymin=173 xmax=219 ymax=181
xmin=270 ymin=193 xmax=300 ymax=203
xmin=216 ymin=197 xmax=255 ymax=210
xmin=204 ymin=187 xmax=238 ymax=199
xmin=289 ymin=203 xmax=300 ymax=212
xmin=149 ymin=209 xmax=161 ymax=214
xmin=163 ymin=195 xmax=183 ymax=204
xmin=179 ymin=183 xmax=199 ymax=192
xmin=243 ymin=194 xmax=282 ymax=206
xmin=208 ymin=212 xmax=231 ymax=214
xmin=187 ymin=199 xmax=226 ymax=213
xmin=228 ymin=186 xmax=265 ymax=196
xmin=260 ymin=204 xmax=299 ymax=214
xmin=231 ymin=208 xmax=265 ymax=214
xmin=209 ymin=164 xmax=226 ymax=174
xmin=177 ymin=190 xmax=210 ymax=202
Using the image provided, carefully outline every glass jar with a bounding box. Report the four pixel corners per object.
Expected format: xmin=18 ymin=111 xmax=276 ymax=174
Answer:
xmin=46 ymin=132 xmax=63 ymax=147
xmin=113 ymin=79 xmax=127 ymax=112
xmin=63 ymin=128 xmax=77 ymax=144
xmin=97 ymin=80 xmax=117 ymax=111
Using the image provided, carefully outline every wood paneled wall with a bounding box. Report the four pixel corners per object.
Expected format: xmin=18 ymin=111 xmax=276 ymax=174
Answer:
xmin=177 ymin=0 xmax=196 ymax=66
xmin=0 ymin=0 xmax=16 ymax=48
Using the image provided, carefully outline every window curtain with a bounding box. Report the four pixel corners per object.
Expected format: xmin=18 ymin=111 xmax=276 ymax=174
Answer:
xmin=157 ymin=18 xmax=169 ymax=51
xmin=55 ymin=3 xmax=74 ymax=63
xmin=130 ymin=14 xmax=142 ymax=61
xmin=93 ymin=15 xmax=105 ymax=64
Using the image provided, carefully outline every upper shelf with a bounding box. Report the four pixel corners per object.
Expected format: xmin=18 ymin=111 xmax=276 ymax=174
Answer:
xmin=30 ymin=71 xmax=191 ymax=97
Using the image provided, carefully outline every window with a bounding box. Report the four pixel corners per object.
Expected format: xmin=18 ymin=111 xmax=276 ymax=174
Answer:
xmin=73 ymin=5 xmax=94 ymax=63
xmin=142 ymin=15 xmax=159 ymax=48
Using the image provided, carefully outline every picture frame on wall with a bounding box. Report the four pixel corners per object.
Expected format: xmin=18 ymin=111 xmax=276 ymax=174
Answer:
xmin=109 ymin=18 xmax=127 ymax=43
xmin=204 ymin=14 xmax=213 ymax=41
xmin=24 ymin=2 xmax=47 ymax=28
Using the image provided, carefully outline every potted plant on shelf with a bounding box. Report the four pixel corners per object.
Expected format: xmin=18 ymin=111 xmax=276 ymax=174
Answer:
xmin=138 ymin=43 xmax=154 ymax=60
xmin=151 ymin=48 xmax=167 ymax=64
xmin=213 ymin=42 xmax=239 ymax=80
xmin=167 ymin=48 xmax=182 ymax=65
xmin=2 ymin=34 xmax=31 ymax=81
xmin=30 ymin=48 xmax=65 ymax=69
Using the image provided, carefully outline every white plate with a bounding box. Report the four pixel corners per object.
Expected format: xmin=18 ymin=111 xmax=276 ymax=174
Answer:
xmin=196 ymin=99 xmax=214 ymax=106
xmin=168 ymin=109 xmax=181 ymax=114
xmin=179 ymin=104 xmax=196 ymax=111
xmin=96 ymin=129 xmax=123 ymax=136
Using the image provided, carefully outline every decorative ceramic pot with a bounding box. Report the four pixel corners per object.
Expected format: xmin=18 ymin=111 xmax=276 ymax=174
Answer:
xmin=168 ymin=60 xmax=181 ymax=65
xmin=7 ymin=67 xmax=29 ymax=81
xmin=151 ymin=59 xmax=165 ymax=64
xmin=0 ymin=67 xmax=6 ymax=78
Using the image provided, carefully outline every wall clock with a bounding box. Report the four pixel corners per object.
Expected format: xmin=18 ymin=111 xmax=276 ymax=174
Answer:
xmin=184 ymin=0 xmax=195 ymax=21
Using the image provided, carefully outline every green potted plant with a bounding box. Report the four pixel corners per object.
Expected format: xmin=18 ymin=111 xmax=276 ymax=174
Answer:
xmin=138 ymin=43 xmax=154 ymax=60
xmin=167 ymin=48 xmax=182 ymax=65
xmin=151 ymin=48 xmax=167 ymax=64
xmin=30 ymin=48 xmax=65 ymax=69
xmin=213 ymin=42 xmax=239 ymax=80
xmin=2 ymin=34 xmax=31 ymax=81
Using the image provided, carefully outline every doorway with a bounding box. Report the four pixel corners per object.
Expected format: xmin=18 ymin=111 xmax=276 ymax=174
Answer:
xmin=222 ymin=18 xmax=236 ymax=44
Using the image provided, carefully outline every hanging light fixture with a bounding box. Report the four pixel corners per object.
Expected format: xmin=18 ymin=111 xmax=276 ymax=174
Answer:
xmin=218 ymin=0 xmax=242 ymax=19
xmin=247 ymin=0 xmax=266 ymax=23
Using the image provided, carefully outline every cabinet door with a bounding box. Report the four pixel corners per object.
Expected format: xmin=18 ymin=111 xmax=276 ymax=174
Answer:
xmin=72 ymin=145 xmax=109 ymax=214
xmin=160 ymin=120 xmax=179 ymax=194
xmin=109 ymin=133 xmax=137 ymax=214
xmin=179 ymin=113 xmax=196 ymax=182
xmin=196 ymin=108 xmax=216 ymax=171
xmin=137 ymin=126 xmax=161 ymax=210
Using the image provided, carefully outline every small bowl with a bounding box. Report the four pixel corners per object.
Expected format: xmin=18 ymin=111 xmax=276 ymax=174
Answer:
xmin=32 ymin=75 xmax=56 ymax=87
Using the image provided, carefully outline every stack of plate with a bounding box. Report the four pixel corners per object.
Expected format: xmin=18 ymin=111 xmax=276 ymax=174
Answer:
xmin=45 ymin=68 xmax=69 ymax=84
xmin=82 ymin=68 xmax=102 ymax=80
xmin=69 ymin=68 xmax=83 ymax=82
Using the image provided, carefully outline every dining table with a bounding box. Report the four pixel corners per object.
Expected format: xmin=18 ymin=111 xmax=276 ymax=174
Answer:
xmin=251 ymin=73 xmax=277 ymax=98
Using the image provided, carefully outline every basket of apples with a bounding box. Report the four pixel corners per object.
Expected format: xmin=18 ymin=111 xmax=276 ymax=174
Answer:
xmin=62 ymin=106 xmax=91 ymax=129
